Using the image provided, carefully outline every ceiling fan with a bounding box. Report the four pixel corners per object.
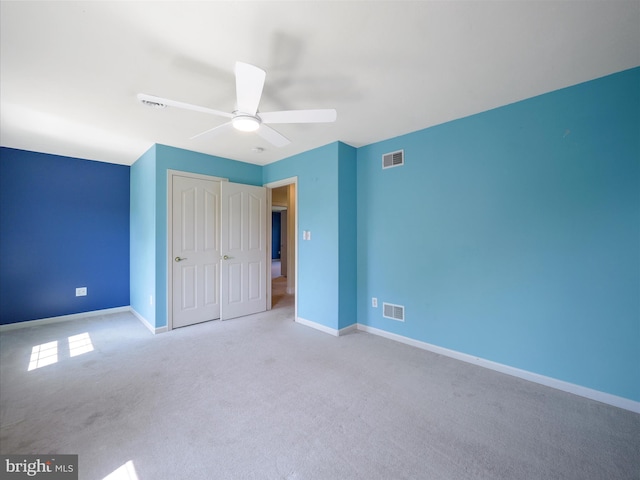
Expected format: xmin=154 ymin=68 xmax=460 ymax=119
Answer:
xmin=137 ymin=61 xmax=337 ymax=147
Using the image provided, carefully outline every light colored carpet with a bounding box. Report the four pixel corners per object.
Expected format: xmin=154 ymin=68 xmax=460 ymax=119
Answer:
xmin=1 ymin=300 xmax=638 ymax=480
xmin=271 ymin=259 xmax=281 ymax=279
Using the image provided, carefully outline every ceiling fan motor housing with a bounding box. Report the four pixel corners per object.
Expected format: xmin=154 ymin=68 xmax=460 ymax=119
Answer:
xmin=232 ymin=114 xmax=261 ymax=132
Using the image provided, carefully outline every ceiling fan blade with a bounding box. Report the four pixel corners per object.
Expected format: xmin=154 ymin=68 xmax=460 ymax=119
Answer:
xmin=260 ymin=109 xmax=337 ymax=124
xmin=137 ymin=93 xmax=232 ymax=119
xmin=235 ymin=62 xmax=266 ymax=116
xmin=190 ymin=121 xmax=234 ymax=140
xmin=255 ymin=125 xmax=290 ymax=147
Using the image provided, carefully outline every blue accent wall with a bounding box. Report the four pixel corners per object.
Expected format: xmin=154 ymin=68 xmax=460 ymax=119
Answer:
xmin=0 ymin=147 xmax=130 ymax=324
xmin=272 ymin=212 xmax=281 ymax=259
xmin=356 ymin=68 xmax=640 ymax=401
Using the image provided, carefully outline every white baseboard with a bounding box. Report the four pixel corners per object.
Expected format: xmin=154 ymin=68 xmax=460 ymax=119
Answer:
xmin=295 ymin=317 xmax=358 ymax=337
xmin=0 ymin=306 xmax=168 ymax=336
xmin=338 ymin=323 xmax=358 ymax=336
xmin=130 ymin=308 xmax=167 ymax=335
xmin=357 ymin=324 xmax=640 ymax=414
xmin=296 ymin=317 xmax=340 ymax=336
xmin=0 ymin=306 xmax=130 ymax=332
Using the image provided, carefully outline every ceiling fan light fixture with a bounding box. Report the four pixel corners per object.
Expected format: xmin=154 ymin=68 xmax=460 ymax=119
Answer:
xmin=232 ymin=115 xmax=260 ymax=132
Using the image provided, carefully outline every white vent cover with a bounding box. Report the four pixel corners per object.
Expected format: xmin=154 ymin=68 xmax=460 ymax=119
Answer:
xmin=382 ymin=150 xmax=404 ymax=169
xmin=383 ymin=302 xmax=405 ymax=321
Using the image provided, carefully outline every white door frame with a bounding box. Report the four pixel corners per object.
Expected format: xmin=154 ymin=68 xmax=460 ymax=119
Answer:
xmin=167 ymin=170 xmax=228 ymax=331
xmin=264 ymin=176 xmax=298 ymax=322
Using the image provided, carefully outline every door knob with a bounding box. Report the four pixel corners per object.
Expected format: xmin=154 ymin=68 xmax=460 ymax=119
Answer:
xmin=175 ymin=257 xmax=187 ymax=262
xmin=222 ymin=255 xmax=230 ymax=260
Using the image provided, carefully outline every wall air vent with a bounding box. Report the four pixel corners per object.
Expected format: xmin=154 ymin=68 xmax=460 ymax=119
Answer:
xmin=382 ymin=150 xmax=404 ymax=169
xmin=383 ymin=302 xmax=405 ymax=322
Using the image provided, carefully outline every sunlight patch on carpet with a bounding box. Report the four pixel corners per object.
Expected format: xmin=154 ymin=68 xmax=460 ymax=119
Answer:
xmin=28 ymin=341 xmax=58 ymax=371
xmin=28 ymin=332 xmax=94 ymax=371
xmin=103 ymin=460 xmax=139 ymax=480
xmin=69 ymin=332 xmax=94 ymax=357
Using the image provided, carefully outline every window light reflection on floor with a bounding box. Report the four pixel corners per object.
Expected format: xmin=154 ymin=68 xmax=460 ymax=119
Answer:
xmin=103 ymin=460 xmax=139 ymax=480
xmin=68 ymin=332 xmax=94 ymax=357
xmin=27 ymin=332 xmax=94 ymax=371
xmin=28 ymin=341 xmax=58 ymax=371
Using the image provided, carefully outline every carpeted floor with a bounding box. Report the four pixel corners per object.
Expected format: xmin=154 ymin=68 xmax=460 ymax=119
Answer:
xmin=1 ymin=296 xmax=639 ymax=480
xmin=271 ymin=259 xmax=281 ymax=279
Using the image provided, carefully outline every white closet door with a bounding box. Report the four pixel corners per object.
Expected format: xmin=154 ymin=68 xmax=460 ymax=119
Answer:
xmin=172 ymin=175 xmax=221 ymax=328
xmin=220 ymin=182 xmax=267 ymax=320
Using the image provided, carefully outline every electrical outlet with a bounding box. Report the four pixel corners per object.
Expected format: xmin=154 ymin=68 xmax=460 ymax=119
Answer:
xmin=76 ymin=287 xmax=87 ymax=297
xmin=372 ymin=297 xmax=378 ymax=308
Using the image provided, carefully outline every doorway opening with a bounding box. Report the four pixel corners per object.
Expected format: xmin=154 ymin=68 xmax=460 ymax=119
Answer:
xmin=266 ymin=178 xmax=297 ymax=319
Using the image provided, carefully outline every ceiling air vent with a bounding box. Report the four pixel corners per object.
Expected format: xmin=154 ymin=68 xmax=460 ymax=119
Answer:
xmin=382 ymin=150 xmax=404 ymax=169
xmin=137 ymin=94 xmax=167 ymax=109
xmin=383 ymin=302 xmax=405 ymax=322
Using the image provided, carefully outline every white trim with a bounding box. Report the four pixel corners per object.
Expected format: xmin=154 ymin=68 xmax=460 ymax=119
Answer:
xmin=338 ymin=323 xmax=358 ymax=336
xmin=0 ymin=306 xmax=130 ymax=332
xmin=167 ymin=169 xmax=228 ymax=183
xmin=356 ymin=324 xmax=640 ymax=414
xmin=130 ymin=307 xmax=167 ymax=335
xmin=264 ymin=176 xmax=298 ymax=189
xmin=266 ymin=187 xmax=272 ymax=311
xmin=167 ymin=169 xmax=228 ymax=331
xmin=296 ymin=317 xmax=340 ymax=337
xmin=295 ymin=318 xmax=357 ymax=337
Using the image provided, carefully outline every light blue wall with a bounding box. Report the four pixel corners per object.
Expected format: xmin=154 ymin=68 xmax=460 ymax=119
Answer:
xmin=338 ymin=142 xmax=358 ymax=329
xmin=130 ymin=145 xmax=157 ymax=323
xmin=263 ymin=143 xmax=342 ymax=330
xmin=357 ymin=68 xmax=640 ymax=401
xmin=127 ymin=69 xmax=637 ymax=402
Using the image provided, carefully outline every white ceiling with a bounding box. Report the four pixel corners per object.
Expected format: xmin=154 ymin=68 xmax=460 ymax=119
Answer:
xmin=1 ymin=1 xmax=638 ymax=166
